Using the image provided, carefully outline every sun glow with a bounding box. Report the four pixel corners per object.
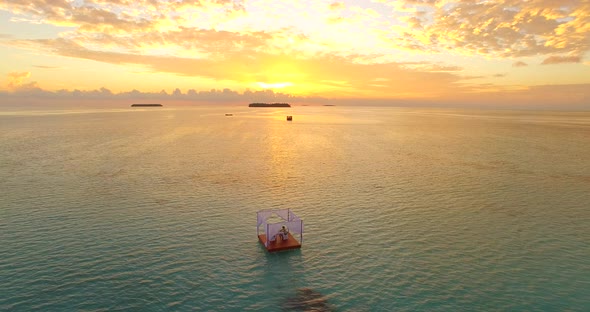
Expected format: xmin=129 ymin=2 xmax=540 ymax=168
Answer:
xmin=257 ymin=82 xmax=294 ymax=89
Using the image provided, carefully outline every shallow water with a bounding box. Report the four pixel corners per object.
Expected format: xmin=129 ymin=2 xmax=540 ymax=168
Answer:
xmin=1 ymin=105 xmax=589 ymax=311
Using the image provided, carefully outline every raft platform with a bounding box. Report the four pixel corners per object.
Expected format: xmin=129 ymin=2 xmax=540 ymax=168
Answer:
xmin=257 ymin=209 xmax=304 ymax=253
xmin=258 ymin=233 xmax=301 ymax=252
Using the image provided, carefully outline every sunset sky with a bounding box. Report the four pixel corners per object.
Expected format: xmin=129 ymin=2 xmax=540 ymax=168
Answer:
xmin=1 ymin=0 xmax=589 ymax=107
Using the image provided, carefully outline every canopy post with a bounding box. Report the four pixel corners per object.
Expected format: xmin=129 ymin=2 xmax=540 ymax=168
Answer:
xmin=300 ymin=220 xmax=303 ymax=244
xmin=256 ymin=211 xmax=259 ymax=236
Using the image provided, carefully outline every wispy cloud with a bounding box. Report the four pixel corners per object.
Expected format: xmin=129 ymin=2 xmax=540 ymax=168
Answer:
xmin=541 ymin=55 xmax=582 ymax=65
xmin=32 ymin=65 xmax=60 ymax=69
xmin=512 ymin=61 xmax=528 ymax=67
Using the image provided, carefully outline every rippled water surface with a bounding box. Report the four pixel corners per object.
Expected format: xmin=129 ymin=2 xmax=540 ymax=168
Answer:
xmin=1 ymin=105 xmax=589 ymax=311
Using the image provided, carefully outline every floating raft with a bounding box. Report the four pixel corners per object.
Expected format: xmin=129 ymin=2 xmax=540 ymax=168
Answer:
xmin=257 ymin=209 xmax=304 ymax=253
xmin=258 ymin=233 xmax=301 ymax=252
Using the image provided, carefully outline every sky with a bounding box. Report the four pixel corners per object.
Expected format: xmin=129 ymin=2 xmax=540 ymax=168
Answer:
xmin=0 ymin=0 xmax=589 ymax=108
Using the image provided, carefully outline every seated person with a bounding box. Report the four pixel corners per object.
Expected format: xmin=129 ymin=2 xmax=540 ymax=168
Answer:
xmin=279 ymin=225 xmax=289 ymax=240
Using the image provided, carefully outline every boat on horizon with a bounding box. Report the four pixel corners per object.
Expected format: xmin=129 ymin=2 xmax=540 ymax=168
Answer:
xmin=131 ymin=104 xmax=163 ymax=107
xmin=248 ymin=103 xmax=291 ymax=107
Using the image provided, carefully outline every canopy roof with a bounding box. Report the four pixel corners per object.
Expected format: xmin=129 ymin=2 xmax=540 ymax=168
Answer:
xmin=257 ymin=209 xmax=304 ymax=246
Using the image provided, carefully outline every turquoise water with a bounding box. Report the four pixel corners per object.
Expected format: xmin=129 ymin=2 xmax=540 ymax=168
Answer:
xmin=1 ymin=106 xmax=589 ymax=311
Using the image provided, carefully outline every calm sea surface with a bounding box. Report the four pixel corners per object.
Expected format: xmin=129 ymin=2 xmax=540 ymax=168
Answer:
xmin=1 ymin=105 xmax=589 ymax=311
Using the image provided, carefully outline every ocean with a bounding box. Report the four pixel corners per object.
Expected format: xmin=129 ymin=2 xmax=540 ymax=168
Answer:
xmin=1 ymin=105 xmax=589 ymax=311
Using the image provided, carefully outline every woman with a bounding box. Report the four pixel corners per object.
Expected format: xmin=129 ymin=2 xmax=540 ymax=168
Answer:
xmin=279 ymin=225 xmax=289 ymax=240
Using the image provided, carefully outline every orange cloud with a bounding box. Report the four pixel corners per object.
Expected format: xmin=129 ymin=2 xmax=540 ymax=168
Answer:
xmin=7 ymin=71 xmax=32 ymax=88
xmin=329 ymin=2 xmax=345 ymax=10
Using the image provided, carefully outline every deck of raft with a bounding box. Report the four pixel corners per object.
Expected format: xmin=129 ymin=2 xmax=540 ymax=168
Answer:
xmin=258 ymin=233 xmax=302 ymax=252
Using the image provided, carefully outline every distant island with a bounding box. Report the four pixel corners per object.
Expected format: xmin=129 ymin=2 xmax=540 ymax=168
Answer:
xmin=248 ymin=103 xmax=291 ymax=107
xmin=131 ymin=104 xmax=163 ymax=107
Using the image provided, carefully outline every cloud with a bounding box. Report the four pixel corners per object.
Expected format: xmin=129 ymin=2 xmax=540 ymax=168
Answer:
xmin=1 ymin=83 xmax=588 ymax=110
xmin=15 ymin=37 xmax=467 ymax=98
xmin=4 ymin=0 xmax=587 ymax=62
xmin=329 ymin=2 xmax=345 ymax=10
xmin=7 ymin=71 xmax=33 ymax=88
xmin=32 ymin=65 xmax=60 ymax=69
xmin=0 ymin=0 xmax=245 ymax=35
xmin=388 ymin=0 xmax=590 ymax=57
xmin=541 ymin=55 xmax=582 ymax=65
xmin=512 ymin=61 xmax=528 ymax=67
xmin=1 ymin=0 xmax=588 ymax=105
xmin=0 ymin=85 xmax=304 ymax=106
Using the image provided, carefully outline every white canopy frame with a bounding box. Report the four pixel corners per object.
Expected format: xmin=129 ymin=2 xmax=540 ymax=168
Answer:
xmin=257 ymin=209 xmax=304 ymax=247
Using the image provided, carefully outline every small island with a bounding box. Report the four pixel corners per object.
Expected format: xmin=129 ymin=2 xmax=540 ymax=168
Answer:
xmin=131 ymin=104 xmax=163 ymax=107
xmin=249 ymin=103 xmax=291 ymax=107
